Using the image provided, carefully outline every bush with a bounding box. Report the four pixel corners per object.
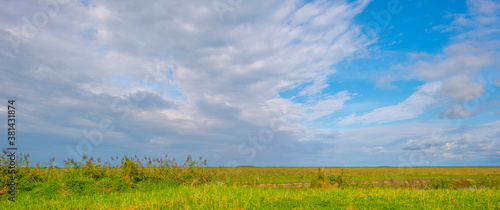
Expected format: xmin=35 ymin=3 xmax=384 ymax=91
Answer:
xmin=310 ymin=168 xmax=348 ymax=189
xmin=0 ymin=151 xmax=222 ymax=198
xmin=426 ymin=180 xmax=455 ymax=190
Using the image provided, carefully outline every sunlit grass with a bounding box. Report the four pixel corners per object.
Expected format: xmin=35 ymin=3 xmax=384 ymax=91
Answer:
xmin=1 ymin=152 xmax=499 ymax=209
xmin=4 ymin=184 xmax=500 ymax=209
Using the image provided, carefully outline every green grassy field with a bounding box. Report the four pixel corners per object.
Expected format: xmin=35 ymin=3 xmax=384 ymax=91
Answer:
xmin=1 ymin=153 xmax=499 ymax=209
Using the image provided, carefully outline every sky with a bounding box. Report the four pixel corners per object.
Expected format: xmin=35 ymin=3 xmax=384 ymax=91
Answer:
xmin=1 ymin=0 xmax=499 ymax=167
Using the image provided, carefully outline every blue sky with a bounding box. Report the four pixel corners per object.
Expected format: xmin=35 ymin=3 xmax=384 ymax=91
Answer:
xmin=1 ymin=0 xmax=499 ymax=167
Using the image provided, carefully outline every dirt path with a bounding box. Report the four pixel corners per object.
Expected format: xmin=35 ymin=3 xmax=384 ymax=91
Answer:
xmin=242 ymin=182 xmax=311 ymax=188
xmin=241 ymin=178 xmax=488 ymax=188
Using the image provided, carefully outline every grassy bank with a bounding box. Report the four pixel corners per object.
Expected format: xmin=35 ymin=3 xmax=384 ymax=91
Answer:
xmin=1 ymin=153 xmax=499 ymax=209
xmin=3 ymin=184 xmax=500 ymax=209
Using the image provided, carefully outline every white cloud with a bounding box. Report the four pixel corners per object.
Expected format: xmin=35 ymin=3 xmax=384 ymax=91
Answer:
xmin=402 ymin=133 xmax=496 ymax=159
xmin=441 ymin=0 xmax=500 ymax=38
xmin=360 ymin=146 xmax=386 ymax=153
xmin=397 ymin=41 xmax=497 ymax=81
xmin=301 ymin=91 xmax=352 ymax=121
xmin=324 ymin=120 xmax=500 ymax=165
xmin=468 ymin=0 xmax=500 ymax=16
xmin=258 ymin=90 xmax=352 ymax=136
xmin=1 ymin=0 xmax=497 ymax=166
xmin=0 ymin=0 xmax=374 ymax=165
xmin=393 ymin=42 xmax=497 ymax=120
xmin=340 ymin=82 xmax=446 ymax=124
xmin=439 ymin=103 xmax=481 ymax=119
xmin=383 ymin=0 xmax=500 ymax=122
xmin=298 ymin=74 xmax=330 ymax=96
xmin=375 ymin=74 xmax=398 ymax=90
xmin=440 ymin=74 xmax=485 ymax=102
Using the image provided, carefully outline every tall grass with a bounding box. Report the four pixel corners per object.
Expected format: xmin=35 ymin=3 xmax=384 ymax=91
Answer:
xmin=1 ymin=151 xmax=499 ymax=209
xmin=310 ymin=168 xmax=347 ymax=188
xmin=0 ymin=151 xmax=223 ymax=200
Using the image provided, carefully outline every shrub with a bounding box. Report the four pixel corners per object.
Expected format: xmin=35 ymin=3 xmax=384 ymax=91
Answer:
xmin=0 ymin=152 xmax=221 ymax=198
xmin=310 ymin=168 xmax=348 ymax=189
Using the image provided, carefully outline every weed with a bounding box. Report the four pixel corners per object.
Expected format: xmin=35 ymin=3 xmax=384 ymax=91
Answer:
xmin=310 ymin=168 xmax=348 ymax=189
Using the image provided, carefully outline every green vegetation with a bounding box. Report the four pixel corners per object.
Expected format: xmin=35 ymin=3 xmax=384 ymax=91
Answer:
xmin=1 ymin=152 xmax=499 ymax=209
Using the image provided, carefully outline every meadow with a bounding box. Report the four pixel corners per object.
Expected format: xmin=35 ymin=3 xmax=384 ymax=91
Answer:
xmin=1 ymin=152 xmax=499 ymax=209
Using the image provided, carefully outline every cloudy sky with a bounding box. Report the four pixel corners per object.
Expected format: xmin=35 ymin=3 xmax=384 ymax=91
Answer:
xmin=1 ymin=0 xmax=499 ymax=167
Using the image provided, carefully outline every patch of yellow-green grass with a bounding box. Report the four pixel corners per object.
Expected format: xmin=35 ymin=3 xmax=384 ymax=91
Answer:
xmin=3 ymin=184 xmax=500 ymax=209
xmin=1 ymin=153 xmax=499 ymax=209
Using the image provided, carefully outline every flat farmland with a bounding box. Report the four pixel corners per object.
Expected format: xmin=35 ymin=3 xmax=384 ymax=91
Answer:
xmin=211 ymin=167 xmax=500 ymax=185
xmin=1 ymin=155 xmax=499 ymax=209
